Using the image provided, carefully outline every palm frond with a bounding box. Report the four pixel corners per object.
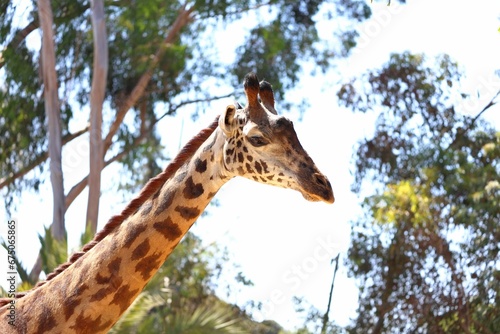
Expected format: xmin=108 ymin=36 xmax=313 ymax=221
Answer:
xmin=110 ymin=291 xmax=166 ymax=334
xmin=0 ymin=240 xmax=32 ymax=285
xmin=38 ymin=226 xmax=67 ymax=274
xmin=168 ymin=301 xmax=246 ymax=334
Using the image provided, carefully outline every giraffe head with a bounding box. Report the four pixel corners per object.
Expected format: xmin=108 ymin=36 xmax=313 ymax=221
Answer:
xmin=218 ymin=73 xmax=334 ymax=203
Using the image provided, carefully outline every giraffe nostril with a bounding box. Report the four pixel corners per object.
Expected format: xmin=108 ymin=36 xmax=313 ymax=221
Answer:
xmin=314 ymin=173 xmax=327 ymax=187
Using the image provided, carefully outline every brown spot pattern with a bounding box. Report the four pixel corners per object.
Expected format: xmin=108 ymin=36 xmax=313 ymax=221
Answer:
xmin=194 ymin=158 xmax=207 ymax=173
xmin=255 ymin=161 xmax=262 ymax=174
xmin=246 ymin=163 xmax=253 ymax=173
xmin=64 ymin=283 xmax=89 ymax=321
xmin=152 ymin=187 xmax=162 ymax=200
xmin=154 ymin=189 xmax=176 ymax=215
xmin=175 ymin=205 xmax=200 ymax=220
xmin=131 ymin=239 xmax=151 ymax=261
xmin=109 ymin=257 xmax=121 ymax=273
xmin=35 ymin=305 xmax=56 ymax=334
xmin=124 ymin=224 xmax=147 ymax=248
xmin=141 ymin=201 xmax=153 ymax=216
xmin=110 ymin=284 xmax=140 ymax=314
xmin=183 ymin=176 xmax=204 ymax=199
xmin=135 ymin=254 xmax=162 ymax=280
xmin=175 ymin=170 xmax=188 ymax=183
xmin=153 ymin=217 xmax=182 ymax=241
xmin=90 ymin=277 xmax=124 ymax=302
xmin=95 ymin=257 xmax=121 ymax=284
xmin=69 ymin=313 xmax=112 ymax=334
xmin=261 ymin=161 xmax=270 ymax=173
xmin=95 ymin=272 xmax=109 ymax=285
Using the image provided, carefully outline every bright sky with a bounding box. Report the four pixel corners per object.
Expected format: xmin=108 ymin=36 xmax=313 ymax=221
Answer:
xmin=1 ymin=0 xmax=500 ymax=330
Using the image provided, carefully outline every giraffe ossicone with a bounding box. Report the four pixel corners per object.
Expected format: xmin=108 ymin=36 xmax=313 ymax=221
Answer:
xmin=0 ymin=72 xmax=333 ymax=333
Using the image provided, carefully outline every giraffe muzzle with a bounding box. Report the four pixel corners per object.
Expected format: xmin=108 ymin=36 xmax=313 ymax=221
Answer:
xmin=300 ymin=172 xmax=335 ymax=204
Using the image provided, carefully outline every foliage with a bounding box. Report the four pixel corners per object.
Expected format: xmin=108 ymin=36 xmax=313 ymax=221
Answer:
xmin=111 ymin=292 xmax=246 ymax=334
xmin=287 ymin=296 xmax=346 ymax=334
xmin=38 ymin=226 xmax=68 ymax=275
xmin=0 ymin=0 xmax=379 ymax=207
xmin=338 ymin=52 xmax=500 ymax=333
xmin=0 ymin=240 xmax=32 ymax=288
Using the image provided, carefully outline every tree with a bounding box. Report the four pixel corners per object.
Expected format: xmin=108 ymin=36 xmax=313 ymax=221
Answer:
xmin=1 ymin=0 xmax=376 ymax=280
xmin=86 ymin=0 xmax=108 ymax=234
xmin=37 ymin=0 xmax=65 ymax=242
xmin=338 ymin=52 xmax=500 ymax=333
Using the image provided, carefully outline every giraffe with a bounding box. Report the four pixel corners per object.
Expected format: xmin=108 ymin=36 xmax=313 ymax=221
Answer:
xmin=0 ymin=72 xmax=334 ymax=333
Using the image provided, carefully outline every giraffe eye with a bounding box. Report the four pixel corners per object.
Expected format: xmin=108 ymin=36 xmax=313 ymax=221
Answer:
xmin=248 ymin=135 xmax=269 ymax=147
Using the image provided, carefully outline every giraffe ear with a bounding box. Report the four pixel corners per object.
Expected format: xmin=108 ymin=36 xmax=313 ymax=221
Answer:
xmin=219 ymin=104 xmax=237 ymax=136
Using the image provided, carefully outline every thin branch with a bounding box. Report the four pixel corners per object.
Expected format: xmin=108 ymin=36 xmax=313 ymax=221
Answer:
xmin=0 ymin=126 xmax=89 ymax=189
xmin=470 ymin=89 xmax=499 ymax=126
xmin=449 ymin=89 xmax=500 ymax=149
xmin=0 ymin=19 xmax=39 ymax=69
xmin=193 ymin=1 xmax=275 ymax=21
xmin=65 ymin=131 xmax=148 ymax=210
xmin=321 ymin=254 xmax=340 ymax=334
xmin=157 ymin=92 xmax=234 ymax=123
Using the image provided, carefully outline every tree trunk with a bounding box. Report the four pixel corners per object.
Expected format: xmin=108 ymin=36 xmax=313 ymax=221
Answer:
xmin=38 ymin=0 xmax=65 ymax=242
xmin=86 ymin=0 xmax=108 ymax=235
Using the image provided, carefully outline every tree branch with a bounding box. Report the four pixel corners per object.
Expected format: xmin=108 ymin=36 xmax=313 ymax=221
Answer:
xmin=38 ymin=0 xmax=65 ymax=240
xmin=102 ymin=5 xmax=195 ymax=154
xmin=0 ymin=126 xmax=89 ymax=189
xmin=0 ymin=19 xmax=39 ymax=70
xmin=86 ymin=0 xmax=108 ymax=235
xmin=156 ymin=92 xmax=234 ymax=123
xmin=470 ymin=89 xmax=499 ymax=126
xmin=450 ymin=89 xmax=500 ymax=149
xmin=65 ymin=130 xmax=148 ymax=210
xmin=193 ymin=1 xmax=274 ymax=21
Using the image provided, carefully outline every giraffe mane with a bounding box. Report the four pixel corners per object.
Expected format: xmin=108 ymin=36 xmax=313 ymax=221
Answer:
xmin=0 ymin=116 xmax=220 ymax=306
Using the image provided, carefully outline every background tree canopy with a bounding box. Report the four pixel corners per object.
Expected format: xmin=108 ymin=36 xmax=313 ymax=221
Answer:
xmin=1 ymin=0 xmax=499 ymax=333
xmin=339 ymin=52 xmax=500 ymax=333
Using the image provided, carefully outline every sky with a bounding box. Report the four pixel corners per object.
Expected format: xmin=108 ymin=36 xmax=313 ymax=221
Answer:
xmin=2 ymin=0 xmax=500 ymax=330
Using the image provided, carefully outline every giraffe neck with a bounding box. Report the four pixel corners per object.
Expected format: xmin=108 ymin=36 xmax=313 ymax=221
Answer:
xmin=5 ymin=128 xmax=229 ymax=334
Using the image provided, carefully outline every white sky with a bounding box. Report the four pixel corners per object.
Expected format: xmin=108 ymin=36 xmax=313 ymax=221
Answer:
xmin=1 ymin=0 xmax=500 ymax=330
